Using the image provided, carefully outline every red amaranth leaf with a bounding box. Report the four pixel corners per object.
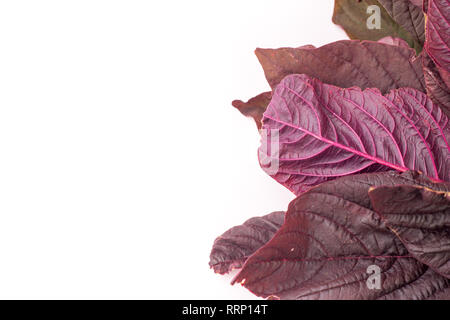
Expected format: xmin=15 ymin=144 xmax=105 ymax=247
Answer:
xmin=234 ymin=40 xmax=425 ymax=129
xmin=409 ymin=0 xmax=424 ymax=6
xmin=378 ymin=0 xmax=426 ymax=46
xmin=232 ymin=92 xmax=272 ymax=130
xmin=232 ymin=171 xmax=450 ymax=300
xmin=369 ymin=185 xmax=450 ymax=278
xmin=425 ymin=0 xmax=450 ymax=74
xmin=422 ymin=52 xmax=450 ymax=117
xmin=260 ymin=74 xmax=450 ymax=195
xmin=255 ymin=40 xmax=425 ymax=93
xmin=209 ymin=212 xmax=284 ymax=275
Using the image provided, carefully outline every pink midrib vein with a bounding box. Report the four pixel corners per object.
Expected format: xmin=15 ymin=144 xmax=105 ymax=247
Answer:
xmin=263 ymin=114 xmax=409 ymax=173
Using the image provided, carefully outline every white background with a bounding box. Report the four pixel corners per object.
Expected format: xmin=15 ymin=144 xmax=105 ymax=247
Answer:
xmin=0 ymin=1 xmax=346 ymax=299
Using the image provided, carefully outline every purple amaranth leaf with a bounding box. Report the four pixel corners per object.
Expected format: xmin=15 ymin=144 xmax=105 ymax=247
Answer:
xmin=209 ymin=212 xmax=284 ymax=275
xmin=423 ymin=52 xmax=450 ymax=117
xmin=232 ymin=171 xmax=450 ymax=300
xmin=234 ymin=39 xmax=425 ymax=129
xmin=378 ymin=0 xmax=426 ymax=45
xmin=259 ymin=74 xmax=450 ymax=195
xmin=424 ymin=0 xmax=450 ymax=119
xmin=369 ymin=185 xmax=450 ymax=279
xmin=409 ymin=0 xmax=424 ymax=6
xmin=255 ymin=40 xmax=425 ymax=93
xmin=232 ymin=92 xmax=272 ymax=130
xmin=425 ymin=0 xmax=450 ymax=74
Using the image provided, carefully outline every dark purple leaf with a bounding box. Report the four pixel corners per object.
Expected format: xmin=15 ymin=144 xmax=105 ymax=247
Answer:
xmin=424 ymin=0 xmax=450 ymax=120
xmin=422 ymin=52 xmax=450 ymax=117
xmin=234 ymin=40 xmax=426 ymax=131
xmin=255 ymin=40 xmax=425 ymax=93
xmin=209 ymin=212 xmax=284 ymax=275
xmin=232 ymin=92 xmax=272 ymax=130
xmin=409 ymin=0 xmax=424 ymax=6
xmin=260 ymin=74 xmax=449 ymax=194
xmin=232 ymin=171 xmax=450 ymax=300
xmin=378 ymin=0 xmax=426 ymax=46
xmin=369 ymin=184 xmax=450 ymax=278
xmin=424 ymin=0 xmax=450 ymax=75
